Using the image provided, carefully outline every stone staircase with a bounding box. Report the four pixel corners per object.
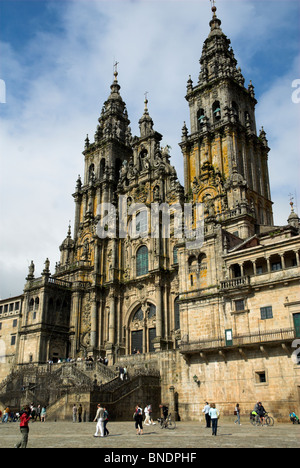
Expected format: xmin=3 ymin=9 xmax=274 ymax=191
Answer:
xmin=0 ymin=361 xmax=161 ymax=421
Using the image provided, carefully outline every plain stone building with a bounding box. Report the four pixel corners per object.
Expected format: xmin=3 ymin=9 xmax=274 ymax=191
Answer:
xmin=1 ymin=6 xmax=299 ymax=421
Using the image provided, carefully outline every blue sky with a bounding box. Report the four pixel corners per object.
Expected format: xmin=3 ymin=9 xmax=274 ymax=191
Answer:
xmin=0 ymin=0 xmax=299 ymax=298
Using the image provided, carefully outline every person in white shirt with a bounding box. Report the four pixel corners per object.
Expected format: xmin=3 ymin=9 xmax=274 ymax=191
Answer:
xmin=144 ymin=405 xmax=150 ymax=425
xmin=209 ymin=403 xmax=220 ymax=436
xmin=202 ymin=402 xmax=211 ymax=428
xmin=93 ymin=404 xmax=105 ymax=437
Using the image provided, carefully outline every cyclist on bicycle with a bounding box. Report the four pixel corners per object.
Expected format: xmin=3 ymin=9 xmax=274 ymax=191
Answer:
xmin=256 ymin=402 xmax=266 ymax=425
xmin=159 ymin=404 xmax=169 ymax=426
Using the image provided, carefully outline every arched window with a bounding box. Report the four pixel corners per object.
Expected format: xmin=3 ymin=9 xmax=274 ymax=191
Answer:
xmin=212 ymin=101 xmax=221 ymax=122
xmin=100 ymin=158 xmax=106 ymax=178
xmin=133 ymin=307 xmax=144 ymax=321
xmin=136 ymin=246 xmax=149 ymax=277
xmin=197 ymin=108 xmax=205 ymax=129
xmin=89 ymin=164 xmax=95 ymax=181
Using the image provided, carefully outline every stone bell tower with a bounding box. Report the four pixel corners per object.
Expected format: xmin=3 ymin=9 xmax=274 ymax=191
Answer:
xmin=180 ymin=4 xmax=273 ymax=238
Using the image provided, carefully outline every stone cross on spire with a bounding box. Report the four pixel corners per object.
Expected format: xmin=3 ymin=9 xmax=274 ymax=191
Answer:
xmin=113 ymin=60 xmax=119 ymax=81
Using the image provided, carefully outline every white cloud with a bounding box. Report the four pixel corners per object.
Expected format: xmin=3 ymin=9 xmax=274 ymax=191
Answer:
xmin=0 ymin=0 xmax=299 ymax=298
xmin=256 ymin=54 xmax=300 ymax=225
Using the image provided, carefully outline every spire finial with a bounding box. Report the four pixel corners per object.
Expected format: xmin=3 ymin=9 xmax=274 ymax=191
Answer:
xmin=210 ymin=0 xmax=217 ymax=17
xmin=144 ymin=91 xmax=149 ymax=114
xmin=113 ymin=60 xmax=119 ymax=82
xmin=289 ymin=193 xmax=295 ymax=213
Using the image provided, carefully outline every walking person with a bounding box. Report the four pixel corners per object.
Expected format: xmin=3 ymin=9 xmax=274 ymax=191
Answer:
xmin=3 ymin=406 xmax=10 ymax=423
xmin=209 ymin=403 xmax=220 ymax=436
xmin=103 ymin=407 xmax=109 ymax=436
xmin=202 ymin=402 xmax=211 ymax=428
xmin=144 ymin=404 xmax=150 ymax=425
xmin=78 ymin=404 xmax=83 ymax=423
xmin=93 ymin=403 xmax=105 ymax=438
xmin=148 ymin=404 xmax=156 ymax=425
xmin=234 ymin=403 xmax=241 ymax=425
xmin=72 ymin=404 xmax=77 ymax=423
xmin=14 ymin=406 xmax=31 ymax=449
xmin=134 ymin=405 xmax=143 ymax=435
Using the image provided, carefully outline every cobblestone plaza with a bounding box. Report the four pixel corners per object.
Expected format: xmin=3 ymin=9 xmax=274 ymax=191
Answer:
xmin=1 ymin=420 xmax=299 ymax=449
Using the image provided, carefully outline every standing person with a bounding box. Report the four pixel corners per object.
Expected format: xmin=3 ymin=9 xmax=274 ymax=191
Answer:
xmin=234 ymin=403 xmax=241 ymax=425
xmin=30 ymin=404 xmax=37 ymax=422
xmin=209 ymin=403 xmax=220 ymax=436
xmin=202 ymin=402 xmax=211 ymax=428
xmin=134 ymin=405 xmax=143 ymax=435
xmin=41 ymin=406 xmax=47 ymax=422
xmin=78 ymin=404 xmax=83 ymax=423
xmin=256 ymin=402 xmax=266 ymax=426
xmin=14 ymin=406 xmax=31 ymax=449
xmin=93 ymin=404 xmax=105 ymax=438
xmin=103 ymin=407 xmax=109 ymax=436
xmin=36 ymin=405 xmax=41 ymax=422
xmin=72 ymin=404 xmax=77 ymax=423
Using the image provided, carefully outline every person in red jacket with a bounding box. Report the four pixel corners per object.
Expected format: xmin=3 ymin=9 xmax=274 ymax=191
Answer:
xmin=15 ymin=406 xmax=31 ymax=449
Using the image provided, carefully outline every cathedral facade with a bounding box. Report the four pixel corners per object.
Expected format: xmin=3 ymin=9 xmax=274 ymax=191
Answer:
xmin=1 ymin=7 xmax=300 ymax=420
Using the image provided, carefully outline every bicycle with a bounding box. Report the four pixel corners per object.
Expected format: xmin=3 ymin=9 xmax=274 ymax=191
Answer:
xmin=157 ymin=413 xmax=177 ymax=430
xmin=250 ymin=411 xmax=274 ymax=427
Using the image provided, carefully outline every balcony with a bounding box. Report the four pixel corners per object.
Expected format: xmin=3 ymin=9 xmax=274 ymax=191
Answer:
xmin=220 ymin=275 xmax=250 ymax=290
xmin=180 ymin=327 xmax=296 ymax=356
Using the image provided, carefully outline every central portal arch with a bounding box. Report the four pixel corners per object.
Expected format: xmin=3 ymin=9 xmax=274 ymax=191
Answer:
xmin=130 ymin=302 xmax=156 ymax=354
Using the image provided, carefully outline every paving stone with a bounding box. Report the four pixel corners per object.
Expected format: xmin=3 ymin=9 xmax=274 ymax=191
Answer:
xmin=0 ymin=420 xmax=299 ymax=449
